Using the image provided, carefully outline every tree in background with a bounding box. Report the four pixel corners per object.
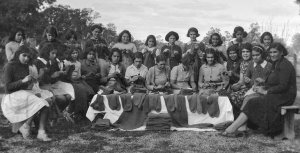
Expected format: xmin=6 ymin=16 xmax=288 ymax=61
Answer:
xmin=0 ymin=0 xmax=56 ymax=38
xmin=202 ymin=27 xmax=226 ymax=45
xmin=245 ymin=23 xmax=261 ymax=44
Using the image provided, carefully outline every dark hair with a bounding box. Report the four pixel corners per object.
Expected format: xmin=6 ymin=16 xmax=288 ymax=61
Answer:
xmin=132 ymin=52 xmax=143 ymax=62
xmin=156 ymin=54 xmax=167 ymax=63
xmin=91 ymin=24 xmax=103 ymax=32
xmin=233 ymin=26 xmax=247 ymax=38
xmin=203 ymin=48 xmax=218 ymax=65
xmin=8 ymin=27 xmax=26 ymax=42
xmin=260 ymin=32 xmax=274 ymax=44
xmin=43 ymin=25 xmax=58 ymax=39
xmin=83 ymin=48 xmax=96 ymax=59
xmin=64 ymin=30 xmax=78 ymax=41
xmin=165 ymin=31 xmax=179 ymax=41
xmin=118 ymin=30 xmax=132 ymax=42
xmin=109 ymin=48 xmax=122 ymax=63
xmin=186 ymin=27 xmax=200 ymax=37
xmin=240 ymin=43 xmax=252 ymax=61
xmin=252 ymin=44 xmax=268 ymax=60
xmin=66 ymin=47 xmax=80 ymax=61
xmin=145 ymin=35 xmax=157 ymax=47
xmin=182 ymin=53 xmax=194 ymax=66
xmin=227 ymin=44 xmax=240 ymax=58
xmin=209 ymin=33 xmax=223 ymax=46
xmin=198 ymin=42 xmax=206 ymax=51
xmin=12 ymin=45 xmax=32 ymax=64
xmin=268 ymin=42 xmax=288 ymax=56
xmin=39 ymin=43 xmax=57 ymax=60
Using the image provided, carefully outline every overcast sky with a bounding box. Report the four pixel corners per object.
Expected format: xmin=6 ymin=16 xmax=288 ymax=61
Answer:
xmin=57 ymin=0 xmax=300 ymax=44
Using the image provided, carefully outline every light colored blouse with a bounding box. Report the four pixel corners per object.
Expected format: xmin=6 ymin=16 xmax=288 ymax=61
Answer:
xmin=199 ymin=63 xmax=225 ymax=83
xmin=5 ymin=41 xmax=20 ymax=61
xmin=125 ymin=64 xmax=148 ymax=79
xmin=170 ymin=64 xmax=194 ymax=88
xmin=146 ymin=65 xmax=170 ymax=88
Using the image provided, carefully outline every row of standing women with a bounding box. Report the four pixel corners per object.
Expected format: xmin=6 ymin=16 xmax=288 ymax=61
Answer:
xmin=2 ymin=25 xmax=296 ymax=141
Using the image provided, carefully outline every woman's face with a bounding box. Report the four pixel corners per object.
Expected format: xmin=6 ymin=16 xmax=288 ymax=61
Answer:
xmin=211 ymin=35 xmax=219 ymax=46
xmin=87 ymin=51 xmax=95 ymax=61
xmin=15 ymin=31 xmax=23 ymax=43
xmin=147 ymin=38 xmax=155 ymax=47
xmin=49 ymin=50 xmax=57 ymax=61
xmin=206 ymin=53 xmax=214 ymax=65
xmin=19 ymin=53 xmax=30 ymax=64
xmin=92 ymin=28 xmax=101 ymax=38
xmin=241 ymin=49 xmax=251 ymax=61
xmin=189 ymin=31 xmax=197 ymax=41
xmin=197 ymin=50 xmax=204 ymax=60
xmin=71 ymin=51 xmax=78 ymax=60
xmin=229 ymin=50 xmax=238 ymax=61
xmin=168 ymin=35 xmax=176 ymax=44
xmin=236 ymin=31 xmax=244 ymax=42
xmin=252 ymin=50 xmax=263 ymax=64
xmin=157 ymin=61 xmax=166 ymax=70
xmin=269 ymin=48 xmax=282 ymax=62
xmin=111 ymin=51 xmax=120 ymax=64
xmin=121 ymin=33 xmax=130 ymax=43
xmin=263 ymin=35 xmax=272 ymax=47
xmin=46 ymin=33 xmax=55 ymax=42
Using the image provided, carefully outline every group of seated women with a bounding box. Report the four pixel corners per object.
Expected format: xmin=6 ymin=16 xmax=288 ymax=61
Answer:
xmin=2 ymin=25 xmax=296 ymax=141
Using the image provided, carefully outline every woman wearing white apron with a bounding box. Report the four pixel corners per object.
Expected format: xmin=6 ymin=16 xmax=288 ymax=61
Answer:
xmin=1 ymin=46 xmax=52 ymax=141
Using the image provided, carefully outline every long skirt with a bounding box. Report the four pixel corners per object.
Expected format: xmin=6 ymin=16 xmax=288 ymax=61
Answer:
xmin=242 ymin=93 xmax=296 ymax=136
xmin=1 ymin=90 xmax=50 ymax=132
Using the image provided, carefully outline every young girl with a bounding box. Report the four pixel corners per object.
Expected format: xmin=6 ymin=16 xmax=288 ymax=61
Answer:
xmin=229 ymin=43 xmax=252 ymax=117
xmin=112 ymin=30 xmax=137 ymax=69
xmin=5 ymin=28 xmax=26 ymax=61
xmin=39 ymin=26 xmax=66 ymax=60
xmin=85 ymin=25 xmax=110 ymax=70
xmin=260 ymin=32 xmax=273 ymax=51
xmin=198 ymin=48 xmax=227 ymax=93
xmin=2 ymin=46 xmax=52 ymax=141
xmin=142 ymin=35 xmax=160 ymax=69
xmin=225 ymin=45 xmax=241 ymax=88
xmin=81 ymin=48 xmax=102 ymax=92
xmin=206 ymin=33 xmax=227 ymax=64
xmin=183 ymin=27 xmax=201 ymax=56
xmin=241 ymin=45 xmax=273 ymax=108
xmin=64 ymin=29 xmax=82 ymax=59
xmin=64 ymin=47 xmax=95 ymax=120
xmin=36 ymin=43 xmax=75 ymax=123
xmin=101 ymin=48 xmax=127 ymax=93
xmin=228 ymin=26 xmax=248 ymax=48
xmin=161 ymin=31 xmax=182 ymax=69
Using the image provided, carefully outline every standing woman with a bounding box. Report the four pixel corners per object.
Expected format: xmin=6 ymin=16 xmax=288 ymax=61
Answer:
xmin=142 ymin=35 xmax=160 ymax=69
xmin=183 ymin=27 xmax=201 ymax=56
xmin=5 ymin=28 xmax=26 ymax=61
xmin=223 ymin=42 xmax=297 ymax=138
xmin=206 ymin=33 xmax=227 ymax=64
xmin=64 ymin=29 xmax=83 ymax=59
xmin=161 ymin=31 xmax=182 ymax=69
xmin=260 ymin=32 xmax=273 ymax=51
xmin=228 ymin=26 xmax=248 ymax=48
xmin=85 ymin=25 xmax=110 ymax=71
xmin=1 ymin=46 xmax=52 ymax=141
xmin=39 ymin=26 xmax=66 ymax=60
xmin=113 ymin=30 xmax=137 ymax=69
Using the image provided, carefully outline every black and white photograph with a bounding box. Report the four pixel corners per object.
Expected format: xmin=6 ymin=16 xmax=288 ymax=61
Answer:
xmin=0 ymin=0 xmax=300 ymax=152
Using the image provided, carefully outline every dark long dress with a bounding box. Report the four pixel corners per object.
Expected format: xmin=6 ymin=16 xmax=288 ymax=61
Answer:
xmin=242 ymin=57 xmax=297 ymax=136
